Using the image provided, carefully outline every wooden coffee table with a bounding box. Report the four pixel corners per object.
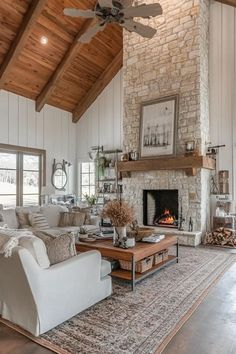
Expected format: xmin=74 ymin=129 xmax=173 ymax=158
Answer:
xmin=76 ymin=235 xmax=178 ymax=290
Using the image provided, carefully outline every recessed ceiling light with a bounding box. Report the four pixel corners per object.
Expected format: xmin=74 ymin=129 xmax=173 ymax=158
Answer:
xmin=40 ymin=36 xmax=48 ymax=45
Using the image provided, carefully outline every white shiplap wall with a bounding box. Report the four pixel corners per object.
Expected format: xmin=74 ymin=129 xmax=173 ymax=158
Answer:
xmin=210 ymin=1 xmax=236 ymax=198
xmin=0 ymin=90 xmax=76 ymax=194
xmin=77 ymin=70 xmax=123 ymax=160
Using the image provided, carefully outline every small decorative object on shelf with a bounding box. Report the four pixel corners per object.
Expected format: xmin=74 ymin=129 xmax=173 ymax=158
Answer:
xmin=129 ymin=151 xmax=139 ymax=161
xmin=218 ymin=170 xmax=229 ymax=195
xmin=185 ymin=141 xmax=198 ymax=157
xmin=101 ymin=200 xmax=134 ymax=248
xmin=121 ymin=153 xmax=129 ymax=162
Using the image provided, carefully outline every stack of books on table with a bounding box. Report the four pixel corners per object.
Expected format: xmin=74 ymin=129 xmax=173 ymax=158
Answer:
xmin=142 ymin=234 xmax=165 ymax=243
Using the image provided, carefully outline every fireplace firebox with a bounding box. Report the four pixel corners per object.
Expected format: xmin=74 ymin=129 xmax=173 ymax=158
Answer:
xmin=143 ymin=190 xmax=179 ymax=228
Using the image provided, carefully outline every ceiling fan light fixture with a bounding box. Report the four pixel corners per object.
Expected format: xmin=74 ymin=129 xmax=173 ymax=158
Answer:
xmin=64 ymin=1 xmax=162 ymax=42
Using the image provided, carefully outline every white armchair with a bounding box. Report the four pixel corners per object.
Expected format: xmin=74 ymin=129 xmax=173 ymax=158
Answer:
xmin=0 ymin=247 xmax=112 ymax=336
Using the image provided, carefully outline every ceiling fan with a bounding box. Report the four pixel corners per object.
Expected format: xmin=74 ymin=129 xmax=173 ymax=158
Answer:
xmin=63 ymin=0 xmax=163 ymax=43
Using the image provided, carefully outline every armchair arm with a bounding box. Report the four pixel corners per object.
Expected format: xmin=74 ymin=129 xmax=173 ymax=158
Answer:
xmin=22 ymin=249 xmax=102 ymax=302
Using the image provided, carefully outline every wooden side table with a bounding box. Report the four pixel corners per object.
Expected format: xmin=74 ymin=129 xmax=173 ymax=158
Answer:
xmin=76 ymin=235 xmax=178 ymax=290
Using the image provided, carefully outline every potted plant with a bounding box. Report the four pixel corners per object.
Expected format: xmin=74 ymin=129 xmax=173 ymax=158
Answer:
xmin=79 ymin=226 xmax=88 ymax=240
xmin=102 ymin=200 xmax=134 ymax=247
xmin=83 ymin=193 xmax=97 ymax=207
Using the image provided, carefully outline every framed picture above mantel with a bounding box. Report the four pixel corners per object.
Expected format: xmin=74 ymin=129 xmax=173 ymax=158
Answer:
xmin=139 ymin=95 xmax=178 ymax=159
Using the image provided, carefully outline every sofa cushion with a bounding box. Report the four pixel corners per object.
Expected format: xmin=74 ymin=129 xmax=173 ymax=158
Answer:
xmin=40 ymin=205 xmax=68 ymax=227
xmin=34 ymin=230 xmax=76 ymax=265
xmin=16 ymin=206 xmax=41 ymax=229
xmin=0 ymin=209 xmax=19 ymax=229
xmin=29 ymin=213 xmax=50 ymax=230
xmin=101 ymin=260 xmax=111 ymax=278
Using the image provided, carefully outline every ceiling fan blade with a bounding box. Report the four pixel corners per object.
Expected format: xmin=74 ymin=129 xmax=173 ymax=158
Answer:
xmin=98 ymin=0 xmax=113 ymax=7
xmin=122 ymin=3 xmax=163 ymax=19
xmin=122 ymin=19 xmax=157 ymax=38
xmin=78 ymin=23 xmax=107 ymax=43
xmin=119 ymin=0 xmax=134 ymax=6
xmin=63 ymin=8 xmax=95 ymax=18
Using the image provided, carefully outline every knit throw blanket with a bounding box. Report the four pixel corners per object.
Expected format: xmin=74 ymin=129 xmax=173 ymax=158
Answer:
xmin=0 ymin=235 xmax=18 ymax=257
xmin=0 ymin=228 xmax=33 ymax=257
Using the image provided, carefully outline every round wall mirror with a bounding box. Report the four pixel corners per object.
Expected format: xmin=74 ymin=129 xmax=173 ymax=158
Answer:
xmin=52 ymin=160 xmax=68 ymax=191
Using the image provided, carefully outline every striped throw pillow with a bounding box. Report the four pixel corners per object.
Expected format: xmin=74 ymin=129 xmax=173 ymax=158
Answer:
xmin=29 ymin=213 xmax=50 ymax=230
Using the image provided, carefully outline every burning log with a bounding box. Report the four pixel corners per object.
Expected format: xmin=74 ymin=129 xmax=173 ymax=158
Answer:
xmin=154 ymin=209 xmax=178 ymax=227
xmin=203 ymin=227 xmax=236 ymax=247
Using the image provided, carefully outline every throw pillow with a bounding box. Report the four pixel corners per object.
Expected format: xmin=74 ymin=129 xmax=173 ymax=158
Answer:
xmin=59 ymin=212 xmax=85 ymax=227
xmin=16 ymin=211 xmax=30 ymax=229
xmin=29 ymin=213 xmax=50 ymax=230
xmin=76 ymin=207 xmax=92 ymax=225
xmin=34 ymin=231 xmax=76 ymax=265
xmin=0 ymin=209 xmax=19 ymax=229
xmin=73 ymin=212 xmax=86 ymax=226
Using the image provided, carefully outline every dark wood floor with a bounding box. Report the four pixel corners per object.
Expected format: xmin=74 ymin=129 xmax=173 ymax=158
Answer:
xmin=1 ymin=255 xmax=236 ymax=354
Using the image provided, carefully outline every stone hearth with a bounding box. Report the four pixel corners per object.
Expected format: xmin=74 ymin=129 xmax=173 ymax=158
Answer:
xmin=122 ymin=0 xmax=211 ymax=245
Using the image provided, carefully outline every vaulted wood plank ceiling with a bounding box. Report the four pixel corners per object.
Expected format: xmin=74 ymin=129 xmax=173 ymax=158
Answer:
xmin=215 ymin=0 xmax=236 ymax=7
xmin=0 ymin=0 xmax=123 ymax=121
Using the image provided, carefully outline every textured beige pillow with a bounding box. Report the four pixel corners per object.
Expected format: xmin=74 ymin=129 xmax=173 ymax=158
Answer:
xmin=34 ymin=231 xmax=76 ymax=265
xmin=77 ymin=207 xmax=92 ymax=225
xmin=73 ymin=212 xmax=86 ymax=226
xmin=16 ymin=211 xmax=30 ymax=229
xmin=59 ymin=212 xmax=85 ymax=227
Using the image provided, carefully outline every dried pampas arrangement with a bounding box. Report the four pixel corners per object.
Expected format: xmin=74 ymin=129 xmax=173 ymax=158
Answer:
xmin=102 ymin=200 xmax=134 ymax=227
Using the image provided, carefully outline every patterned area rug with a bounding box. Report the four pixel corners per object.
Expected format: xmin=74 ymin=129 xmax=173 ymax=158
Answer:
xmin=1 ymin=247 xmax=235 ymax=354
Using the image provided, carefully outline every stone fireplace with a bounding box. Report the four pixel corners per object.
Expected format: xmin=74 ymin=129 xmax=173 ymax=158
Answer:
xmin=122 ymin=0 xmax=211 ymax=240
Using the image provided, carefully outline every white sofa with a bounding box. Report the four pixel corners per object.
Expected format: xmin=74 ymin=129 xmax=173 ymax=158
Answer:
xmin=0 ymin=204 xmax=100 ymax=233
xmin=0 ymin=243 xmax=112 ymax=336
xmin=0 ymin=205 xmax=111 ymax=336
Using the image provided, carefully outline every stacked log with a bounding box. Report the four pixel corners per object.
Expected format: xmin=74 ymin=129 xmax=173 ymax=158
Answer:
xmin=204 ymin=228 xmax=236 ymax=247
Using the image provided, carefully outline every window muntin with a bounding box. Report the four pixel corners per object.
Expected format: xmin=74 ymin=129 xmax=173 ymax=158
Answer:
xmin=80 ymin=162 xmax=96 ymax=200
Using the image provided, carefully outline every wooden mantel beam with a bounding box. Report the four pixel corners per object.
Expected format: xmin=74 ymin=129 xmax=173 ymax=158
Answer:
xmin=36 ymin=19 xmax=94 ymax=112
xmin=73 ymin=48 xmax=123 ymax=122
xmin=215 ymin=0 xmax=236 ymax=7
xmin=0 ymin=0 xmax=47 ymax=87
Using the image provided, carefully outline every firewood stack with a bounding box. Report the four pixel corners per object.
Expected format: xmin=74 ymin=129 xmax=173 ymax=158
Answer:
xmin=204 ymin=228 xmax=236 ymax=247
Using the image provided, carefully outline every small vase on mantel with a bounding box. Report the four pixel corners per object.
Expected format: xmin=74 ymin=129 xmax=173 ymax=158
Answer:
xmin=113 ymin=226 xmax=127 ymax=247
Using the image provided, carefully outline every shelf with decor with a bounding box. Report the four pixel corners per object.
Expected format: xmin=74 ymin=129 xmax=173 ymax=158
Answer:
xmin=117 ymin=155 xmax=216 ymax=177
xmin=93 ymin=147 xmax=122 ymax=210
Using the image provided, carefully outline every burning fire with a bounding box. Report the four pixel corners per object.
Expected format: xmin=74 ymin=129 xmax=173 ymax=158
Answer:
xmin=159 ymin=209 xmax=175 ymax=225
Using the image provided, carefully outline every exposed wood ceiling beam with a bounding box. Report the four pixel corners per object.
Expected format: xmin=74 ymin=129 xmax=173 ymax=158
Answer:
xmin=73 ymin=49 xmax=123 ymax=123
xmin=36 ymin=19 xmax=95 ymax=112
xmin=215 ymin=0 xmax=236 ymax=7
xmin=0 ymin=0 xmax=47 ymax=88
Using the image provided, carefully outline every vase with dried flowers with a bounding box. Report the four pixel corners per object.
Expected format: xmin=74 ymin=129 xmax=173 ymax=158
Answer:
xmin=102 ymin=200 xmax=134 ymax=247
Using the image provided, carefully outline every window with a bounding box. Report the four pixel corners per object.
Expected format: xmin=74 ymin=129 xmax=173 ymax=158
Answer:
xmin=80 ymin=162 xmax=95 ymax=199
xmin=0 ymin=145 xmax=45 ymax=208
